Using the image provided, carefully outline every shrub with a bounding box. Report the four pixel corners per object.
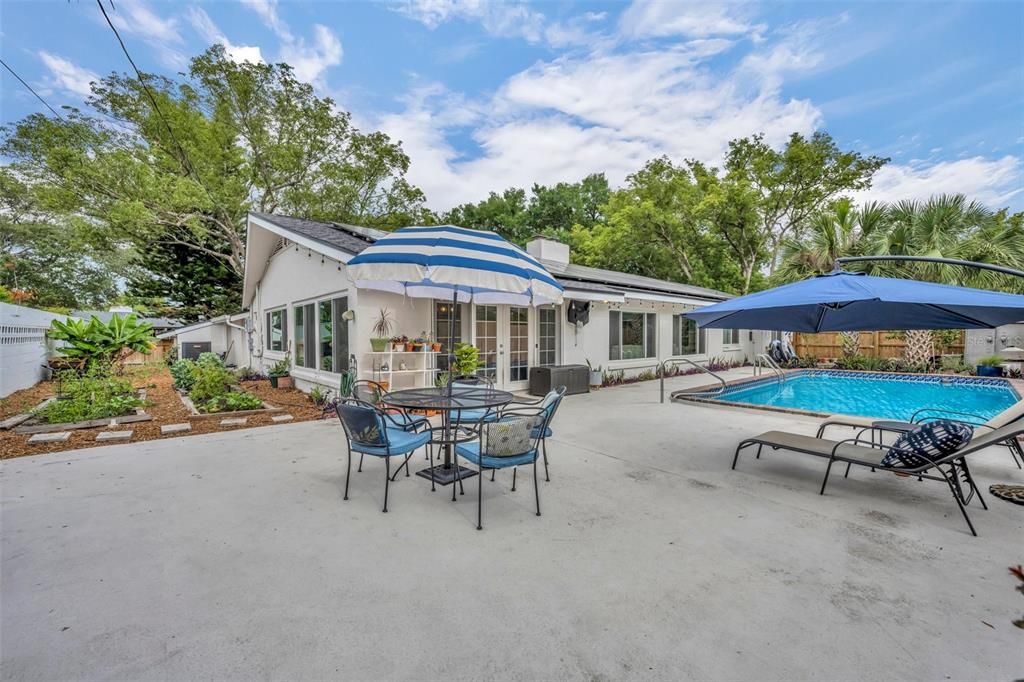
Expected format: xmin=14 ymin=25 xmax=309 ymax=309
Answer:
xmin=196 ymin=352 xmax=224 ymax=369
xmin=201 ymin=391 xmax=264 ymax=413
xmin=189 ymin=363 xmax=237 ymax=403
xmin=309 ymin=385 xmax=328 ymax=406
xmin=170 ymin=358 xmax=197 ymax=391
xmin=978 ymin=355 xmax=1004 ymax=367
xmin=35 ymin=368 xmax=143 ymax=424
xmin=48 ymin=314 xmax=155 ymax=371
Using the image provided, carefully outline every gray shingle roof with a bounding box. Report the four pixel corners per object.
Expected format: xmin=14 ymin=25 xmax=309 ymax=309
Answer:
xmin=552 ymin=263 xmax=731 ymax=301
xmin=249 ymin=212 xmax=385 ymax=255
xmin=251 ymin=212 xmax=731 ymax=302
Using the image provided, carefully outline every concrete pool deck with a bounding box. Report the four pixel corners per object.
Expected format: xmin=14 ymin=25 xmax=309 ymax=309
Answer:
xmin=2 ymin=368 xmax=1023 ymax=680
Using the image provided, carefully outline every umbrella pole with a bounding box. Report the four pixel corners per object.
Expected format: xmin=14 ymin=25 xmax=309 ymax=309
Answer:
xmin=443 ymin=288 xmax=457 ymax=469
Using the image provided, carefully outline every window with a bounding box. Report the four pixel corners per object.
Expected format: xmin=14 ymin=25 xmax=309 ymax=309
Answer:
xmin=475 ymin=305 xmax=498 ymax=380
xmin=537 ymin=306 xmax=558 ymax=366
xmin=722 ymin=328 xmax=740 ymax=345
xmin=672 ymin=315 xmax=698 ymax=355
xmin=266 ymin=309 xmax=286 ymax=352
xmin=314 ymin=296 xmax=350 ymax=373
xmin=509 ymin=306 xmax=529 ymax=382
xmin=609 ymin=311 xmax=657 ymax=360
xmin=294 ymin=304 xmax=315 ymax=367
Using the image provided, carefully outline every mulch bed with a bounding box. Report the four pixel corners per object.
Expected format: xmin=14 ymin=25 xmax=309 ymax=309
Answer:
xmin=0 ymin=366 xmax=324 ymax=460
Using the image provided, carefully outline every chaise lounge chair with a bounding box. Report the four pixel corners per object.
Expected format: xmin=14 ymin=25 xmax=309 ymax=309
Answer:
xmin=732 ymin=421 xmax=1024 ymax=535
xmin=816 ymin=400 xmax=1024 ymax=469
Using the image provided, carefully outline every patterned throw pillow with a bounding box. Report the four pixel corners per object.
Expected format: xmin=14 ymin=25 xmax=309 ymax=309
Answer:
xmin=337 ymin=403 xmax=385 ymax=445
xmin=881 ymin=420 xmax=974 ymax=469
xmin=481 ymin=416 xmax=539 ymax=458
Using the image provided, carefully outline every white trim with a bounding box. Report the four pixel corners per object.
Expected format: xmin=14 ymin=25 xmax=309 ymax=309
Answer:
xmin=623 ymin=291 xmax=717 ymax=306
xmin=563 ymin=289 xmax=624 ymax=303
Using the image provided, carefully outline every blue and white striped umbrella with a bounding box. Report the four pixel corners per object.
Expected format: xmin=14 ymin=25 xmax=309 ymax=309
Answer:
xmin=346 ymin=225 xmax=563 ymax=306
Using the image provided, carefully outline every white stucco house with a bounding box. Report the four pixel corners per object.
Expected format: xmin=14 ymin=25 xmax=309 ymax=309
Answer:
xmin=161 ymin=212 xmax=772 ymax=393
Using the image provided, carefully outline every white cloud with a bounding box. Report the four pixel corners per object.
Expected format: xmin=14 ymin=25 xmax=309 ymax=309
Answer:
xmin=37 ymin=51 xmax=100 ymax=99
xmin=395 ymin=0 xmax=547 ymax=42
xmin=105 ymin=0 xmax=186 ymax=68
xmin=378 ymin=31 xmax=825 ymax=209
xmin=619 ymin=0 xmax=762 ymax=39
xmin=240 ymin=0 xmax=294 ymax=42
xmin=186 ymin=7 xmax=264 ymax=64
xmin=858 ymin=156 xmax=1023 ymax=208
xmin=278 ymin=24 xmax=342 ymax=83
xmin=237 ymin=1 xmax=342 ymax=83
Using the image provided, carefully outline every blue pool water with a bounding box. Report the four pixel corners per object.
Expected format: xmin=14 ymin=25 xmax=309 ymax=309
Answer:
xmin=715 ymin=371 xmax=1019 ymax=421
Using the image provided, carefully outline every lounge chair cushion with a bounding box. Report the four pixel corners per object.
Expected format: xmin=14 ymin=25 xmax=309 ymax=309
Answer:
xmin=881 ymin=420 xmax=974 ymax=469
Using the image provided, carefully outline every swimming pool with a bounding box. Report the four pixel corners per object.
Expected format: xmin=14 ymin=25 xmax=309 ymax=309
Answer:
xmin=684 ymin=370 xmax=1019 ymax=421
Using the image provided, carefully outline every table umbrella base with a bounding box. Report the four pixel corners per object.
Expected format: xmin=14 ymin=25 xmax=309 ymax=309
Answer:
xmin=417 ymin=464 xmax=479 ymax=486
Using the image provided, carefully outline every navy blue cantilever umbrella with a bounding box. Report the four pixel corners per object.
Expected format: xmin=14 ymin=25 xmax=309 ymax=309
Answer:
xmin=684 ymin=270 xmax=1024 ymax=332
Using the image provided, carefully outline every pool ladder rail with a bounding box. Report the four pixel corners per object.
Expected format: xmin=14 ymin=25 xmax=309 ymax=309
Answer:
xmin=754 ymin=353 xmax=786 ymax=384
xmin=659 ymin=356 xmax=728 ymax=403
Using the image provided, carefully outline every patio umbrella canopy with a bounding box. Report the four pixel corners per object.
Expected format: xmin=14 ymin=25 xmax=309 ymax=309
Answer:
xmin=684 ymin=270 xmax=1024 ymax=332
xmin=346 ymin=225 xmax=563 ymax=306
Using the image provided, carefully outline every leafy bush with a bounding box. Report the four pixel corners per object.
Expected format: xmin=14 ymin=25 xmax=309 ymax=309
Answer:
xmin=170 ymin=358 xmax=197 ymax=391
xmin=978 ymin=355 xmax=1004 ymax=367
xmin=196 ymin=352 xmax=225 ymax=369
xmin=201 ymin=391 xmax=264 ymax=413
xmin=48 ymin=314 xmax=155 ymax=370
xmin=36 ymin=369 xmax=143 ymax=424
xmin=269 ymin=356 xmax=291 ymax=377
xmin=189 ymin=363 xmax=237 ymax=403
xmin=309 ymin=385 xmax=328 ymax=406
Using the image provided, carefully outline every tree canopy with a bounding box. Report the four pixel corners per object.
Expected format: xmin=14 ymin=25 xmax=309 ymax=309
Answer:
xmin=1 ymin=45 xmax=425 ymax=317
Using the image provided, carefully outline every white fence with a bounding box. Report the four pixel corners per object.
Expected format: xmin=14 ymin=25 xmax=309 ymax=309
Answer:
xmin=0 ymin=302 xmax=65 ymax=398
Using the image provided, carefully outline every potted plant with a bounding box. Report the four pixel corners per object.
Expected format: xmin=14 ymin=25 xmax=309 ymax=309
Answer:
xmin=452 ymin=342 xmax=480 ymax=377
xmin=976 ymin=355 xmax=1004 ymax=377
xmin=390 ymin=335 xmax=407 ymax=352
xmin=412 ymin=332 xmax=428 ymax=352
xmin=430 ymin=332 xmax=442 ymax=353
xmin=268 ymin=356 xmax=292 ymax=388
xmin=586 ymin=359 xmax=603 ymax=389
xmin=370 ymin=308 xmax=394 ymax=352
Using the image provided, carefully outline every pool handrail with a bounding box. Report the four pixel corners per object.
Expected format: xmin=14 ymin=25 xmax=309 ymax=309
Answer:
xmin=659 ymin=357 xmax=728 ymax=403
xmin=754 ymin=353 xmax=785 ymax=384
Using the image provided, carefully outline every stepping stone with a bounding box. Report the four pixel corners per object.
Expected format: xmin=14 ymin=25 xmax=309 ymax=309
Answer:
xmin=220 ymin=417 xmax=247 ymax=426
xmin=96 ymin=431 xmax=133 ymax=442
xmin=271 ymin=414 xmax=294 ymax=423
xmin=161 ymin=423 xmax=192 ymax=435
xmin=28 ymin=431 xmax=71 ymax=444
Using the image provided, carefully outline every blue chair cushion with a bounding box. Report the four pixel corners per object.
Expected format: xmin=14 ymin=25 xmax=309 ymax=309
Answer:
xmin=881 ymin=420 xmax=974 ymax=469
xmin=454 ymin=409 xmax=499 ymax=424
xmin=531 ymin=426 xmax=553 ymax=439
xmin=455 ymin=441 xmax=538 ymax=469
xmin=352 ymin=428 xmax=431 ymax=457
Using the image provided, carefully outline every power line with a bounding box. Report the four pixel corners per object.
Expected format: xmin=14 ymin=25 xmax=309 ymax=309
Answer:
xmin=1 ymin=58 xmax=67 ymax=120
xmin=95 ymin=0 xmax=226 ymax=219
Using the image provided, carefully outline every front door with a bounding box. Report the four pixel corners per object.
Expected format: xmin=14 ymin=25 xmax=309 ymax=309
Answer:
xmin=473 ymin=304 xmax=531 ymax=390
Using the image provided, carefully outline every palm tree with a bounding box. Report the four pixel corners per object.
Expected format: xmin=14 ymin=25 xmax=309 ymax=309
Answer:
xmin=775 ymin=199 xmax=888 ymax=358
xmin=864 ymin=195 xmax=1024 ymax=368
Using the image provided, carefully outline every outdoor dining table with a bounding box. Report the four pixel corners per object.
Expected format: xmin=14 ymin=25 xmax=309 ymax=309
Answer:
xmin=384 ymin=385 xmax=514 ymax=486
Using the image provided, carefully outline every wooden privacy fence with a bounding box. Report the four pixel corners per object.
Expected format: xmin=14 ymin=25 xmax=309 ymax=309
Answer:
xmin=792 ymin=331 xmax=965 ymax=360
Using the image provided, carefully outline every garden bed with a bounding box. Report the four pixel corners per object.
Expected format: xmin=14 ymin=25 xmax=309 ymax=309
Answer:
xmin=0 ymin=365 xmax=322 ymax=459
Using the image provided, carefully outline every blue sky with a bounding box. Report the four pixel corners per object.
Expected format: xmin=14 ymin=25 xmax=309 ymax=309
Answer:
xmin=2 ymin=0 xmax=1022 ymax=210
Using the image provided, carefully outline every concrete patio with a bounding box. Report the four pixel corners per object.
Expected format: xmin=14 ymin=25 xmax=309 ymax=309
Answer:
xmin=2 ymin=368 xmax=1022 ymax=681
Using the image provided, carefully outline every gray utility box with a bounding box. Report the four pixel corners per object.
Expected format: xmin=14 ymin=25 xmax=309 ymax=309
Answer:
xmin=528 ymin=365 xmax=590 ymax=396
